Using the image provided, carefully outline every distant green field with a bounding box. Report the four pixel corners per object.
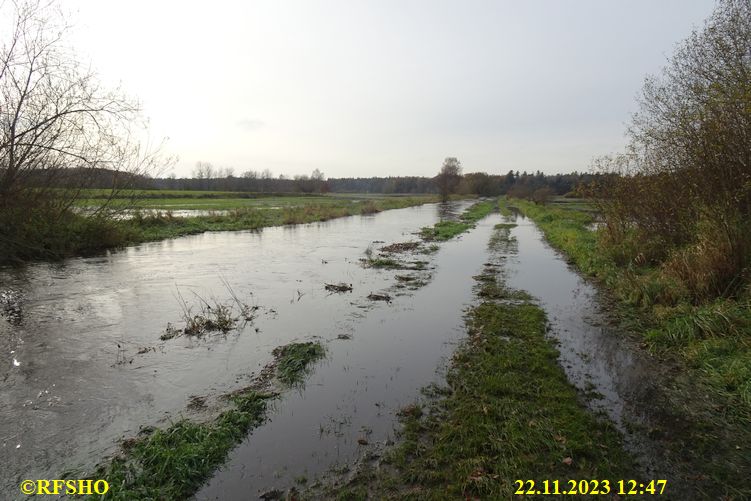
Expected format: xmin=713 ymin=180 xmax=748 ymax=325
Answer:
xmin=75 ymin=190 xmax=430 ymax=211
xmin=549 ymin=196 xmax=598 ymax=213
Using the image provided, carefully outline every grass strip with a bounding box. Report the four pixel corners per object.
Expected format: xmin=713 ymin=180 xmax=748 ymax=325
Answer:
xmin=419 ymin=199 xmax=496 ymax=241
xmin=92 ymin=391 xmax=274 ymax=500
xmin=91 ymin=341 xmax=325 ymax=499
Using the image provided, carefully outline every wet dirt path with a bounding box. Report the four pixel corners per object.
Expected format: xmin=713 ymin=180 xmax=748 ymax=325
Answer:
xmin=503 ymin=212 xmax=702 ymax=498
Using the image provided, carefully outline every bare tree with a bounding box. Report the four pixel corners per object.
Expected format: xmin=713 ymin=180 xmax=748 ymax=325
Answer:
xmin=0 ymin=0 xmax=165 ymax=258
xmin=260 ymin=168 xmax=273 ymax=192
xmin=435 ymin=157 xmax=463 ymax=202
xmin=311 ymin=168 xmax=326 ymax=193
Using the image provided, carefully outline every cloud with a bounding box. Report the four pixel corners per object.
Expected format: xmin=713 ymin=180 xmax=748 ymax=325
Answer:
xmin=236 ymin=119 xmax=265 ymax=131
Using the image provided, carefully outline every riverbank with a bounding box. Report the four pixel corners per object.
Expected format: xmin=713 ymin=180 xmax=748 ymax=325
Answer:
xmin=0 ymin=194 xmax=443 ymax=265
xmin=508 ymin=198 xmax=751 ymax=498
xmin=320 ymin=220 xmax=639 ymax=499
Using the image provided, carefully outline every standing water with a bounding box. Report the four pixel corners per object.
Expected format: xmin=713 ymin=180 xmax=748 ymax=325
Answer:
xmin=502 ymin=212 xmax=692 ymax=494
xmin=0 ymin=201 xmax=503 ymax=497
xmin=2 ymin=205 xmax=691 ymax=499
xmin=196 ymin=212 xmax=503 ymax=498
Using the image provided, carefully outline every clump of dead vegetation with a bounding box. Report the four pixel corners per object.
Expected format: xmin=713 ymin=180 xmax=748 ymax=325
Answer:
xmin=325 ymin=283 xmax=353 ymax=293
xmin=379 ymin=241 xmax=420 ymax=253
xmin=161 ymin=280 xmax=258 ymax=340
xmin=360 ymin=242 xmax=431 ymax=271
xmin=367 ymin=292 xmax=392 ymax=302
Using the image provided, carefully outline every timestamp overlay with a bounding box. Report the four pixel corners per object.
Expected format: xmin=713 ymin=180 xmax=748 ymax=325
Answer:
xmin=515 ymin=480 xmax=667 ymax=496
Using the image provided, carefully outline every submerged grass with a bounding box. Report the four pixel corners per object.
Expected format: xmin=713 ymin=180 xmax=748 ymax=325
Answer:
xmin=91 ymin=340 xmax=325 ymax=499
xmin=322 ymin=224 xmax=636 ymax=500
xmin=419 ymin=199 xmax=496 ymax=241
xmin=94 ymin=390 xmax=274 ymax=500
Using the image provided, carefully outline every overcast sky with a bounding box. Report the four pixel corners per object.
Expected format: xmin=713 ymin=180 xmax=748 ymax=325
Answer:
xmin=67 ymin=0 xmax=715 ymax=178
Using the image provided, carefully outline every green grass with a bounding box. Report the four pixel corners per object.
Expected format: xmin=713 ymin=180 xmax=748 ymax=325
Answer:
xmin=94 ymin=390 xmax=274 ymax=500
xmin=321 ymin=223 xmax=637 ymax=500
xmin=419 ymin=199 xmax=496 ymax=241
xmin=121 ymin=196 xmax=438 ymax=241
xmin=91 ymin=340 xmax=326 ymax=499
xmin=76 ymin=189 xmax=433 ymax=200
xmin=78 ymin=196 xmax=369 ymax=211
xmin=74 ymin=191 xmax=441 ymax=211
xmin=273 ymin=341 xmax=327 ymax=386
xmin=508 ymin=199 xmax=751 ymax=417
xmin=509 ymin=197 xmax=751 ymax=497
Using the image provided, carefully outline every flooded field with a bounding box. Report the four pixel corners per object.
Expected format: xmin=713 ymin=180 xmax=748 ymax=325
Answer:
xmin=1 ymin=203 xmax=708 ymax=499
xmin=1 ymin=201 xmax=481 ymax=496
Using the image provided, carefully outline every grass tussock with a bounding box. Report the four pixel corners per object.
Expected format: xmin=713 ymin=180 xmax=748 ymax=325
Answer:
xmin=419 ymin=220 xmax=472 ymax=241
xmin=273 ymin=341 xmax=326 ymax=386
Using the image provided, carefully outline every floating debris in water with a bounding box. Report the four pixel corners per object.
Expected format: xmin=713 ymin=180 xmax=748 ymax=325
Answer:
xmin=394 ymin=274 xmax=417 ymax=282
xmin=12 ymin=358 xmax=20 ymax=367
xmin=367 ymin=293 xmax=392 ymax=302
xmin=379 ymin=241 xmax=420 ymax=253
xmin=325 ymin=283 xmax=353 ymax=293
xmin=259 ymin=489 xmax=284 ymax=500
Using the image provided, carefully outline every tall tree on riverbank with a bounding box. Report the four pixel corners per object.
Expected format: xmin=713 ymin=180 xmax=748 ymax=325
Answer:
xmin=0 ymin=0 xmax=163 ymax=261
xmin=435 ymin=157 xmax=462 ymax=202
xmin=592 ymin=0 xmax=751 ymax=300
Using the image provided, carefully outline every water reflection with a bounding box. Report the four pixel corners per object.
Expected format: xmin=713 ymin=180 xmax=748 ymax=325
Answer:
xmin=0 ymin=202 xmax=474 ymax=495
xmin=503 ymin=213 xmax=684 ymax=483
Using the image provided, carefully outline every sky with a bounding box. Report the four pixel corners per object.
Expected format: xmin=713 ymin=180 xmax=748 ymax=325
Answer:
xmin=64 ymin=0 xmax=716 ymax=178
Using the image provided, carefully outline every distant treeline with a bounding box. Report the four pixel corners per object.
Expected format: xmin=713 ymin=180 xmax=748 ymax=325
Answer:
xmin=143 ymin=170 xmax=596 ymax=197
xmin=13 ymin=164 xmax=600 ymax=199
